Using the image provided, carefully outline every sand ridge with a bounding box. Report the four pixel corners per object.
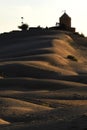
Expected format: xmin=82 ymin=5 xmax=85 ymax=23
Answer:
xmin=0 ymin=30 xmax=87 ymax=130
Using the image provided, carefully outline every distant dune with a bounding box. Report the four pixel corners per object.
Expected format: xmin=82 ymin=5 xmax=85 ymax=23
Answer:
xmin=0 ymin=30 xmax=87 ymax=130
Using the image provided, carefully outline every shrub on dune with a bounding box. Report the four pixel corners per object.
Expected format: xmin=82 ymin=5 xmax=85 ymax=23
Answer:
xmin=67 ymin=55 xmax=78 ymax=61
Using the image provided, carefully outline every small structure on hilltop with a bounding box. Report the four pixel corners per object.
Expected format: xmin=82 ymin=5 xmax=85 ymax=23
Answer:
xmin=19 ymin=12 xmax=76 ymax=33
xmin=50 ymin=12 xmax=76 ymax=32
xmin=59 ymin=13 xmax=71 ymax=29
xmin=18 ymin=17 xmax=29 ymax=31
xmin=59 ymin=12 xmax=75 ymax=32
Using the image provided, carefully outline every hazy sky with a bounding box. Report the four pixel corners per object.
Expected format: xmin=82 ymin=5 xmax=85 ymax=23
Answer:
xmin=0 ymin=0 xmax=87 ymax=35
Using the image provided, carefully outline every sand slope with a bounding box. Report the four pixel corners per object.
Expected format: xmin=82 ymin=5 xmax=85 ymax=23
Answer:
xmin=0 ymin=30 xmax=87 ymax=130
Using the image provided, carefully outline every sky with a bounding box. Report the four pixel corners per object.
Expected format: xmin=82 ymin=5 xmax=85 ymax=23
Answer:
xmin=0 ymin=0 xmax=87 ymax=35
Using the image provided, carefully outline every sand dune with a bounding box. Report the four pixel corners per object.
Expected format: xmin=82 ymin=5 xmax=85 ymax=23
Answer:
xmin=0 ymin=30 xmax=87 ymax=130
xmin=0 ymin=78 xmax=87 ymax=91
xmin=0 ymin=97 xmax=52 ymax=123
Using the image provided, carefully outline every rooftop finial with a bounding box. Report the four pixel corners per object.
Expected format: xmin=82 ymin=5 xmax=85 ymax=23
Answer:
xmin=62 ymin=10 xmax=66 ymax=13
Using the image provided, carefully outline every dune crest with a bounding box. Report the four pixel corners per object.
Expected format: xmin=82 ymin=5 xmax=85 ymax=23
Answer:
xmin=0 ymin=30 xmax=87 ymax=130
xmin=0 ymin=119 xmax=10 ymax=125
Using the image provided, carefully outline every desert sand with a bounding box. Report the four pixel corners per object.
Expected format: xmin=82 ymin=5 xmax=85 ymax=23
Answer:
xmin=0 ymin=30 xmax=87 ymax=130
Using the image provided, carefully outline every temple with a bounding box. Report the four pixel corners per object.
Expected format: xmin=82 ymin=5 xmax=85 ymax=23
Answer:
xmin=50 ymin=12 xmax=76 ymax=32
xmin=59 ymin=12 xmax=75 ymax=32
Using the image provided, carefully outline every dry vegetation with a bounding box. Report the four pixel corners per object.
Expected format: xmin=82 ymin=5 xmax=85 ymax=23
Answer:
xmin=0 ymin=30 xmax=87 ymax=130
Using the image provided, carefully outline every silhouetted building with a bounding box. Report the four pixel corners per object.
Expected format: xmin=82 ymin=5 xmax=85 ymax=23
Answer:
xmin=59 ymin=13 xmax=71 ymax=29
xmin=59 ymin=12 xmax=75 ymax=32
xmin=50 ymin=12 xmax=76 ymax=32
